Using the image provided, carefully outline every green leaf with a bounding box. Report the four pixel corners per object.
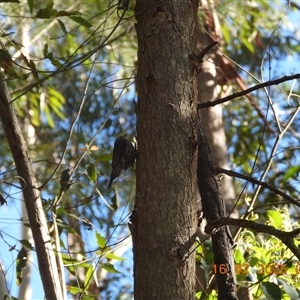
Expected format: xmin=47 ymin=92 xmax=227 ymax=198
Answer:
xmin=80 ymin=296 xmax=96 ymax=300
xmin=67 ymin=285 xmax=84 ymax=295
xmin=84 ymin=265 xmax=94 ymax=289
xmin=101 ymin=262 xmax=120 ymax=274
xmin=19 ymin=239 xmax=33 ymax=250
xmin=48 ymin=87 xmax=66 ymax=119
xmin=111 ymin=189 xmax=119 ymax=211
xmin=36 ymin=7 xmax=58 ymax=18
xmin=43 ymin=43 xmax=49 ymax=58
xmin=278 ymin=278 xmax=299 ymax=300
xmin=16 ymin=247 xmax=27 ymax=285
xmin=57 ymin=19 xmax=67 ymax=34
xmin=27 ymin=0 xmax=33 ymax=13
xmin=283 ymin=166 xmax=300 ymax=181
xmin=29 ymin=60 xmax=39 ymax=82
xmin=95 ymin=232 xmax=106 ymax=249
xmin=87 ymin=163 xmax=97 ymax=183
xmin=266 ymin=210 xmax=282 ymax=229
xmin=44 ymin=104 xmax=55 ymax=128
xmin=48 ymin=89 xmax=65 ymax=106
xmin=70 ymin=16 xmax=92 ymax=28
xmin=56 ymin=10 xmax=81 ymax=17
xmin=241 ymin=36 xmax=255 ymax=53
xmin=47 ymin=53 xmax=62 ymax=67
xmin=105 ymin=252 xmax=125 ymax=261
xmin=221 ymin=25 xmax=230 ymax=45
xmin=234 ymin=249 xmax=245 ymax=264
xmin=98 ymin=153 xmax=112 ymax=162
xmin=249 ymin=256 xmax=259 ymax=268
xmin=260 ymin=282 xmax=281 ymax=300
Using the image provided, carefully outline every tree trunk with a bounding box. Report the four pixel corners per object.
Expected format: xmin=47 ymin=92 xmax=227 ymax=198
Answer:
xmin=197 ymin=113 xmax=238 ymax=300
xmin=16 ymin=17 xmax=34 ymax=300
xmin=0 ymin=77 xmax=63 ymax=300
xmin=133 ymin=0 xmax=199 ymax=299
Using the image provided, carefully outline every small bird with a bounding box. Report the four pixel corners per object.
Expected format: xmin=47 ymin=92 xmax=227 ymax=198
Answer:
xmin=108 ymin=135 xmax=137 ymax=189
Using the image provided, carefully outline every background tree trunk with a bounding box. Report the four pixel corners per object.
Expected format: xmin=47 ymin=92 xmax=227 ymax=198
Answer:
xmin=16 ymin=16 xmax=34 ymax=300
xmin=133 ymin=0 xmax=199 ymax=298
xmin=195 ymin=13 xmax=251 ymax=299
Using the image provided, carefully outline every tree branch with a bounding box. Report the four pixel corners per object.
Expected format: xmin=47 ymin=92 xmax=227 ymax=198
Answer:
xmin=196 ymin=41 xmax=218 ymax=61
xmin=0 ymin=75 xmax=63 ymax=299
xmin=207 ymin=217 xmax=300 ymax=260
xmin=216 ymin=167 xmax=300 ymax=208
xmin=198 ymin=74 xmax=300 ymax=109
xmin=197 ymin=112 xmax=238 ymax=300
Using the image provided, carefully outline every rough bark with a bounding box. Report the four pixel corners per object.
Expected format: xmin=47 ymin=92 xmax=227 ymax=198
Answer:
xmin=196 ymin=20 xmax=251 ymax=300
xmin=132 ymin=0 xmax=199 ymax=299
xmin=0 ymin=76 xmax=63 ymax=300
xmin=197 ymin=112 xmax=237 ymax=300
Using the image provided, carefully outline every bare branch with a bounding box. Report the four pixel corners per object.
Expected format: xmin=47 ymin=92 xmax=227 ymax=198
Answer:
xmin=198 ymin=73 xmax=300 ymax=109
xmin=207 ymin=217 xmax=300 ymax=260
xmin=216 ymin=167 xmax=300 ymax=208
xmin=197 ymin=113 xmax=238 ymax=299
xmin=196 ymin=41 xmax=218 ymax=61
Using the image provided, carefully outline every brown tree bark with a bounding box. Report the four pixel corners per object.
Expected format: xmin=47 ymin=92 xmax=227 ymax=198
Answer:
xmin=196 ymin=13 xmax=251 ymax=299
xmin=132 ymin=0 xmax=199 ymax=299
xmin=0 ymin=76 xmax=63 ymax=300
xmin=197 ymin=114 xmax=238 ymax=300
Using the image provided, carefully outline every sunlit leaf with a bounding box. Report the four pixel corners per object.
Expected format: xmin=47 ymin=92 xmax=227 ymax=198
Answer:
xmin=87 ymin=163 xmax=97 ymax=183
xmin=266 ymin=210 xmax=282 ymax=229
xmin=83 ymin=264 xmax=94 ymax=289
xmin=67 ymin=285 xmax=84 ymax=295
xmin=101 ymin=262 xmax=120 ymax=274
xmin=90 ymin=145 xmax=99 ymax=151
xmin=95 ymin=232 xmax=106 ymax=249
xmin=44 ymin=104 xmax=55 ymax=128
xmin=234 ymin=249 xmax=245 ymax=264
xmin=48 ymin=87 xmax=65 ymax=105
xmin=278 ymin=278 xmax=299 ymax=300
xmin=105 ymin=252 xmax=125 ymax=261
xmin=283 ymin=166 xmax=300 ymax=182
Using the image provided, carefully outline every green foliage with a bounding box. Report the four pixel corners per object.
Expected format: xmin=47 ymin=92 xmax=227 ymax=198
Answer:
xmin=197 ymin=209 xmax=300 ymax=299
xmin=0 ymin=0 xmax=136 ymax=298
xmin=0 ymin=0 xmax=299 ymax=299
